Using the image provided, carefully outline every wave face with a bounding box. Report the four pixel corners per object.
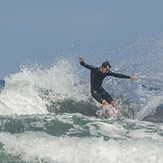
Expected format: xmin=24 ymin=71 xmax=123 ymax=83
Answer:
xmin=0 ymin=36 xmax=163 ymax=162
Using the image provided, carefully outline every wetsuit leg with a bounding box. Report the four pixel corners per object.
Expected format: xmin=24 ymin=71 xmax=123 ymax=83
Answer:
xmin=91 ymin=90 xmax=104 ymax=104
xmin=101 ymin=89 xmax=113 ymax=104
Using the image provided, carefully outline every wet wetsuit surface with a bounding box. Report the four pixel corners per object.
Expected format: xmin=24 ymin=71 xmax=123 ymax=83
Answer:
xmin=80 ymin=61 xmax=130 ymax=104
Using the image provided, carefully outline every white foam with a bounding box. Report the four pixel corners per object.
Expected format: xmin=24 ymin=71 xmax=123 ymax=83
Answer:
xmin=135 ymin=96 xmax=163 ymax=120
xmin=0 ymin=131 xmax=163 ymax=163
xmin=0 ymin=58 xmax=90 ymax=115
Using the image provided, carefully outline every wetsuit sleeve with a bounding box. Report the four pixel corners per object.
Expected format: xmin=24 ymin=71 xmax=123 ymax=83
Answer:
xmin=80 ymin=61 xmax=96 ymax=71
xmin=107 ymin=71 xmax=130 ymax=78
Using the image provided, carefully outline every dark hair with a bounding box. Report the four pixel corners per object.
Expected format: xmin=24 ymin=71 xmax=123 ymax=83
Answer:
xmin=101 ymin=61 xmax=111 ymax=68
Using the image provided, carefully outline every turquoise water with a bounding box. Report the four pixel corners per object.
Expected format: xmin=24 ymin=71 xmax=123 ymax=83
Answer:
xmin=0 ymin=114 xmax=163 ymax=163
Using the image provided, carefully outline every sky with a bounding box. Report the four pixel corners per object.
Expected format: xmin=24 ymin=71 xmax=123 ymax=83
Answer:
xmin=0 ymin=0 xmax=163 ymax=78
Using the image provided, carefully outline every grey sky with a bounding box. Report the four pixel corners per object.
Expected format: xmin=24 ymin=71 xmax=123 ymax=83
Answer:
xmin=0 ymin=0 xmax=163 ymax=78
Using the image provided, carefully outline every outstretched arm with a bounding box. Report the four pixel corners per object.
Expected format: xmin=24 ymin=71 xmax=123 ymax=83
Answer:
xmin=108 ymin=71 xmax=130 ymax=78
xmin=108 ymin=71 xmax=138 ymax=79
xmin=79 ymin=57 xmax=96 ymax=70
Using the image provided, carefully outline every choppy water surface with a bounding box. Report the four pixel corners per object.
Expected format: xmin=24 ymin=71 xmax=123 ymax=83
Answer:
xmin=0 ymin=36 xmax=163 ymax=162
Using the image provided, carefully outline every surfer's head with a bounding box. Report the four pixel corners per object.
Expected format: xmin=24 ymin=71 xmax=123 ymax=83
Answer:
xmin=102 ymin=61 xmax=111 ymax=68
xmin=100 ymin=61 xmax=111 ymax=74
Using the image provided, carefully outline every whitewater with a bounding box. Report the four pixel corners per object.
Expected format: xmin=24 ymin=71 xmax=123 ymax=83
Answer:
xmin=0 ymin=36 xmax=163 ymax=163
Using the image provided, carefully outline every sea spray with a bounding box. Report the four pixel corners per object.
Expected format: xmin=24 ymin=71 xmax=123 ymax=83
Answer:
xmin=0 ymin=58 xmax=90 ymax=116
xmin=0 ymin=36 xmax=163 ymax=162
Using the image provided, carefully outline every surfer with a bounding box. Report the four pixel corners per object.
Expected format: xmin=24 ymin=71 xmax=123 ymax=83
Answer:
xmin=79 ymin=57 xmax=137 ymax=117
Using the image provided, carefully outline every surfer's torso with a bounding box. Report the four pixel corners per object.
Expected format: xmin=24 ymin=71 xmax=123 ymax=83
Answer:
xmin=80 ymin=61 xmax=130 ymax=92
xmin=90 ymin=67 xmax=107 ymax=92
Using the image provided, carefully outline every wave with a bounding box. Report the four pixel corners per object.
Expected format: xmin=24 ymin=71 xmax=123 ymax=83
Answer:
xmin=0 ymin=113 xmax=163 ymax=162
xmin=0 ymin=113 xmax=162 ymax=139
xmin=0 ymin=58 xmax=135 ymax=119
xmin=0 ymin=36 xmax=162 ymax=121
xmin=0 ymin=36 xmax=163 ymax=162
xmin=0 ymin=58 xmax=88 ymax=115
xmin=0 ymin=131 xmax=162 ymax=163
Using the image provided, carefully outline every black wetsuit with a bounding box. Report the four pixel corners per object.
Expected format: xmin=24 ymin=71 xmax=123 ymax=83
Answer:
xmin=80 ymin=61 xmax=130 ymax=104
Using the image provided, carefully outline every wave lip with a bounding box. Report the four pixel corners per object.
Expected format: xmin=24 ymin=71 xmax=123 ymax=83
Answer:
xmin=0 ymin=58 xmax=90 ymax=116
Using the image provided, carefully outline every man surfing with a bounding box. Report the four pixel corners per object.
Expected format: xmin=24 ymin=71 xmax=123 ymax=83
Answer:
xmin=79 ymin=57 xmax=137 ymax=118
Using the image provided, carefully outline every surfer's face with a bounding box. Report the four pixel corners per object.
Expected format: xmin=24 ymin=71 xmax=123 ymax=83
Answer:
xmin=101 ymin=66 xmax=110 ymax=74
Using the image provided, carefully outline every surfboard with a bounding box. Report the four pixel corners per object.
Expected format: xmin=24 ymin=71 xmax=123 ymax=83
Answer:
xmin=97 ymin=104 xmax=123 ymax=119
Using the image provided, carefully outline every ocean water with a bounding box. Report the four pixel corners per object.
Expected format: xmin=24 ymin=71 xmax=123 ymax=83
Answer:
xmin=0 ymin=36 xmax=163 ymax=163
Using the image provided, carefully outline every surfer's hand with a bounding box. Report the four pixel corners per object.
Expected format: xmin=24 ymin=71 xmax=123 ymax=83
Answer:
xmin=130 ymin=76 xmax=137 ymax=79
xmin=79 ymin=57 xmax=84 ymax=62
